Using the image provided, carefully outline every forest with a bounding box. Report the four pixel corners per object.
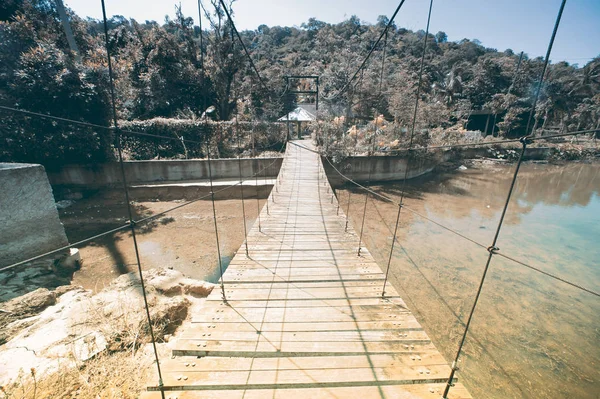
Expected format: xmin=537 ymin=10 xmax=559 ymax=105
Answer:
xmin=0 ymin=0 xmax=598 ymax=167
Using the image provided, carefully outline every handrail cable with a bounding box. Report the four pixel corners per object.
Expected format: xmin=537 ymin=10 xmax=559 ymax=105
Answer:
xmin=2 ymin=104 xmax=593 ymax=162
xmin=382 ymin=0 xmax=434 ymax=296
xmin=100 ymin=1 xmax=165 ymax=397
xmin=0 ymin=147 xmax=284 ymax=274
xmin=442 ymin=1 xmax=567 ymax=396
xmin=324 ymin=0 xmax=408 ymax=101
xmin=288 ymin=139 xmax=599 ymax=299
xmin=0 ymin=104 xmax=226 ymax=147
xmin=377 ymin=128 xmax=600 ymax=153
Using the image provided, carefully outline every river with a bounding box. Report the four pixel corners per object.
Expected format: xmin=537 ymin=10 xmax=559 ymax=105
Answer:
xmin=339 ymin=161 xmax=600 ymax=399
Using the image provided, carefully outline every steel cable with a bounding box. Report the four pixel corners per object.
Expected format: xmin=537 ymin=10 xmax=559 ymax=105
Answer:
xmin=323 ymin=0 xmax=408 ymax=102
xmin=0 ymin=150 xmax=284 ymax=274
xmin=100 ymin=1 xmax=165 ymax=397
xmin=287 ymin=140 xmax=600 ymax=299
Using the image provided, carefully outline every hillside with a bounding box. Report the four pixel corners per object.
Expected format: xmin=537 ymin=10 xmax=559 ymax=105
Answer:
xmin=0 ymin=0 xmax=598 ymax=166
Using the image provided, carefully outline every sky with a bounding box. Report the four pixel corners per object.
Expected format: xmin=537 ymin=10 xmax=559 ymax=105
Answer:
xmin=65 ymin=0 xmax=600 ymax=65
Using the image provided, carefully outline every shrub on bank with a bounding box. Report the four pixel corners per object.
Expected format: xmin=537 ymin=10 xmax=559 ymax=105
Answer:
xmin=120 ymin=119 xmax=287 ymax=160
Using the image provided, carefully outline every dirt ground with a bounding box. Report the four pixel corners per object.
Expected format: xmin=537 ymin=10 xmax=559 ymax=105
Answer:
xmin=59 ymin=195 xmax=265 ymax=292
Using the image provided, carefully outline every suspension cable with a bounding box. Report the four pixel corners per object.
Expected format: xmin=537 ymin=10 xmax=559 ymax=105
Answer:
xmin=253 ymin=127 xmax=262 ymax=232
xmin=0 ymin=143 xmax=284 ymax=274
xmin=197 ymin=0 xmax=204 ymax=71
xmin=100 ymin=2 xmax=165 ymax=397
xmin=379 ymin=30 xmax=389 ymax=96
xmin=325 ymin=0 xmax=408 ymax=101
xmin=443 ymin=2 xmax=567 ymax=396
xmin=233 ymin=74 xmax=249 ymax=257
xmin=524 ymin=0 xmax=567 ymax=137
xmin=345 ymin=71 xmax=364 ymax=232
xmin=218 ymin=0 xmax=269 ymax=94
xmin=205 ymin=131 xmax=227 ymax=302
xmin=287 ymin=139 xmax=600 ymax=299
xmin=357 ymin=114 xmax=379 ymax=256
xmin=442 ymin=137 xmax=528 ymax=397
xmin=382 ymin=0 xmax=434 ymax=297
xmin=358 ymin=20 xmax=392 ymax=256
xmin=264 ymin=125 xmax=271 ymax=215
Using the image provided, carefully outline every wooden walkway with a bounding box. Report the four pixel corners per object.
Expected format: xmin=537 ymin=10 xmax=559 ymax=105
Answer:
xmin=142 ymin=140 xmax=472 ymax=399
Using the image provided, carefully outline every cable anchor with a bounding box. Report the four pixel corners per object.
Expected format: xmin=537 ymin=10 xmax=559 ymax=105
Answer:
xmin=487 ymin=246 xmax=499 ymax=254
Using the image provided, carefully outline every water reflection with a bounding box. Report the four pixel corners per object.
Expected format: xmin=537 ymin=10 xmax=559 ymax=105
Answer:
xmin=340 ymin=162 xmax=600 ymax=399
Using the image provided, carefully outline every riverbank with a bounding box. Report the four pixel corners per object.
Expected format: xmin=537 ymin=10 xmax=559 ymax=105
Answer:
xmin=0 ymin=268 xmax=214 ymax=398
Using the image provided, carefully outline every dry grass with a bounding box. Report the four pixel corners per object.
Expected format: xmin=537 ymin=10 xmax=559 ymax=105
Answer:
xmin=0 ymin=350 xmax=156 ymax=399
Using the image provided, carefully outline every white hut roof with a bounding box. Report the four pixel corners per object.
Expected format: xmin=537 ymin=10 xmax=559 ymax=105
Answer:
xmin=278 ymin=106 xmax=316 ymax=122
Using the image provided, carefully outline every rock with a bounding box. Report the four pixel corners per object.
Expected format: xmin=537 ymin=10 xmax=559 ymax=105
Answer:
xmin=72 ymin=331 xmax=107 ymax=362
xmin=56 ymin=200 xmax=75 ymax=209
xmin=124 ymin=268 xmax=215 ymax=298
xmin=182 ymin=280 xmax=214 ymax=297
xmin=0 ymin=288 xmax=56 ymax=330
xmin=0 ymin=316 xmax=40 ymax=346
xmin=54 ymin=285 xmax=85 ymax=297
xmin=57 ymin=248 xmax=81 ymax=272
xmin=458 ymin=165 xmax=468 ymax=170
xmin=152 ymin=297 xmax=190 ymax=336
xmin=0 ymin=268 xmax=208 ymax=385
xmin=146 ymin=269 xmax=185 ymax=296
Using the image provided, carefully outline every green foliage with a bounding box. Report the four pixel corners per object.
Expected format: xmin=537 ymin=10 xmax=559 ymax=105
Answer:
xmin=119 ymin=118 xmax=209 ymax=160
xmin=0 ymin=0 xmax=598 ymax=168
xmin=119 ymin=119 xmax=286 ymax=160
xmin=0 ymin=0 xmax=113 ymax=168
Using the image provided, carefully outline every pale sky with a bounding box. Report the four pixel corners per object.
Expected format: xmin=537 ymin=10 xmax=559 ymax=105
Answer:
xmin=65 ymin=0 xmax=599 ymax=65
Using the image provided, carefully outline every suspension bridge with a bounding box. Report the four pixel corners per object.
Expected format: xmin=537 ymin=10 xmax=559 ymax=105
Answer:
xmin=140 ymin=140 xmax=472 ymax=398
xmin=2 ymin=0 xmax=598 ymax=397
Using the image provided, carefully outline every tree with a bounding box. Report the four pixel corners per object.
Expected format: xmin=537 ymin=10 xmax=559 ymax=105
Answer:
xmin=435 ymin=31 xmax=447 ymax=43
xmin=377 ymin=15 xmax=396 ymax=30
xmin=201 ymin=0 xmax=244 ymax=120
xmin=301 ymin=17 xmax=326 ymax=31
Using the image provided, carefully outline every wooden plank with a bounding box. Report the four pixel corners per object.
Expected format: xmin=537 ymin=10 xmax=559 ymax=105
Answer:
xmin=141 ymin=384 xmax=472 ymax=398
xmin=185 ymin=320 xmax=421 ymax=332
xmin=173 ymin=338 xmax=437 ymax=357
xmin=152 ymin=353 xmax=451 ymax=372
xmin=152 ymin=364 xmax=454 ymax=389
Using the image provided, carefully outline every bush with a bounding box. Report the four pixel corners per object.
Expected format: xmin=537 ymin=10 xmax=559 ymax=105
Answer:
xmin=0 ymin=114 xmax=114 ymax=170
xmin=0 ymin=41 xmax=113 ymax=169
xmin=120 ymin=119 xmax=287 ymax=160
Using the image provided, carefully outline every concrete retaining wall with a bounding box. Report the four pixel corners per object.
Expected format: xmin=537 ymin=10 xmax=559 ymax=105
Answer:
xmin=47 ymin=158 xmax=283 ymax=188
xmin=323 ymin=147 xmax=552 ymax=185
xmin=0 ymin=163 xmax=69 ymax=268
xmin=323 ymin=155 xmax=438 ymax=185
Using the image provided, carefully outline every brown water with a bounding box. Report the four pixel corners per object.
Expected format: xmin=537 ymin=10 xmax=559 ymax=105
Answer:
xmin=339 ymin=161 xmax=600 ymax=399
